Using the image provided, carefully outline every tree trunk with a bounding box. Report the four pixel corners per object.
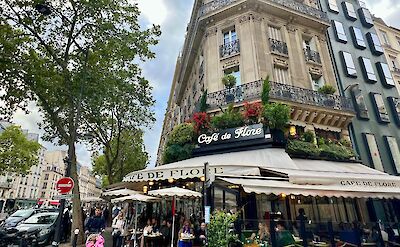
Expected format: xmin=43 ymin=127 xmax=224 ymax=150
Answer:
xmin=68 ymin=139 xmax=85 ymax=244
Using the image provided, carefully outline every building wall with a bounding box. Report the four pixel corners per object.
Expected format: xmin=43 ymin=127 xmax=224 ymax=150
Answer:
xmin=38 ymin=150 xmax=67 ymax=199
xmin=319 ymin=0 xmax=400 ymax=175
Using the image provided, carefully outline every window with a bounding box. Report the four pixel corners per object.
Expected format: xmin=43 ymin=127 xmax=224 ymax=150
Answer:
xmin=359 ymin=57 xmax=377 ymax=82
xmin=397 ymin=36 xmax=400 ymax=46
xmin=366 ymin=33 xmax=383 ymax=55
xmin=274 ymin=67 xmax=289 ymax=85
xmin=358 ymin=8 xmax=373 ymax=28
xmin=363 ymin=133 xmax=384 ymax=172
xmin=370 ymin=93 xmax=390 ymax=123
xmin=221 ymin=29 xmax=239 ymax=57
xmin=381 ymin=30 xmax=390 ymax=45
xmin=42 ymin=182 xmax=47 ymax=190
xmin=376 ymin=62 xmax=395 ymax=87
xmin=224 ymin=66 xmax=241 ymax=86
xmin=269 ymin=26 xmax=282 ymax=41
xmin=44 ymin=174 xmax=49 ymax=180
xmin=342 ymin=2 xmax=357 ymax=20
xmin=390 ymin=57 xmax=399 ymax=70
xmin=340 ymin=51 xmax=357 ymax=77
xmin=359 ymin=0 xmax=367 ymax=8
xmin=223 ymin=29 xmax=236 ymax=44
xmin=310 ymin=75 xmax=325 ymax=91
xmin=327 ymin=0 xmax=339 ymax=12
xmin=351 ymin=85 xmax=369 ymax=119
xmin=385 ymin=137 xmax=400 ymax=174
xmin=388 ymin=97 xmax=400 ymax=126
xmin=350 ymin=27 xmax=366 ymax=49
xmin=333 ymin=20 xmax=347 ymax=43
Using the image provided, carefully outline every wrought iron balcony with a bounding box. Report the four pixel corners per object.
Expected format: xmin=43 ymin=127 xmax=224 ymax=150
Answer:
xmin=199 ymin=0 xmax=239 ymax=16
xmin=269 ymin=38 xmax=288 ymax=55
xmin=220 ymin=40 xmax=240 ymax=58
xmin=304 ymin=48 xmax=321 ymax=64
xmin=206 ymin=80 xmax=354 ymax=112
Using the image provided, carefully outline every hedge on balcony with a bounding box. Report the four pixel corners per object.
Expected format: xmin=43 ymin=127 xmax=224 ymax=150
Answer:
xmin=286 ymin=140 xmax=320 ymax=158
xmin=319 ymin=143 xmax=354 ymax=161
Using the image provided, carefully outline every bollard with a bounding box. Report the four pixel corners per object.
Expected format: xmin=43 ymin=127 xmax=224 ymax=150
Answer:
xmin=72 ymin=229 xmax=79 ymax=247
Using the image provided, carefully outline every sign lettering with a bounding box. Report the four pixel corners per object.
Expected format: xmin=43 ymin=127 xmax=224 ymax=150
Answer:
xmin=340 ymin=180 xmax=400 ymax=188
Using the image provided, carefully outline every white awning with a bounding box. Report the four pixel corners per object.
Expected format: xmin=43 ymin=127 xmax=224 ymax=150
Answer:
xmin=101 ymin=188 xmax=139 ymax=199
xmin=148 ymin=187 xmax=202 ymax=198
xmin=218 ymin=176 xmax=400 ymax=199
xmin=123 ymin=148 xmax=294 ymax=183
xmin=111 ymin=194 xmax=160 ymax=203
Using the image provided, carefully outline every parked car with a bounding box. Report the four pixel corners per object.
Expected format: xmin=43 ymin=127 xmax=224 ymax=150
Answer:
xmin=15 ymin=212 xmax=58 ymax=246
xmin=1 ymin=208 xmax=57 ymax=229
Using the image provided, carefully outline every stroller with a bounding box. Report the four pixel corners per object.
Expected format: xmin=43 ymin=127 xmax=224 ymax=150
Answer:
xmin=86 ymin=233 xmax=105 ymax=247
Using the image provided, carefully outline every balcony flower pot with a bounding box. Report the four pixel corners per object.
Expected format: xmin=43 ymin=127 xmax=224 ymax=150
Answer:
xmin=222 ymin=75 xmax=236 ymax=103
xmin=271 ymin=128 xmax=286 ymax=146
xmin=318 ymin=84 xmax=336 ymax=107
xmin=225 ymin=91 xmax=235 ymax=103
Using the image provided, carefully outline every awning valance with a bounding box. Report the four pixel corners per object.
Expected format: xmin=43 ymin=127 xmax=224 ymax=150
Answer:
xmin=123 ymin=148 xmax=294 ymax=183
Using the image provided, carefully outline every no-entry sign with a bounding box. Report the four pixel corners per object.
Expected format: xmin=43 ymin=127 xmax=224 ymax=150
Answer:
xmin=56 ymin=177 xmax=74 ymax=194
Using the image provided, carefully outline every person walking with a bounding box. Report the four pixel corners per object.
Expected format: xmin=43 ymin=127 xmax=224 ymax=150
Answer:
xmin=85 ymin=206 xmax=106 ymax=234
xmin=112 ymin=211 xmax=126 ymax=247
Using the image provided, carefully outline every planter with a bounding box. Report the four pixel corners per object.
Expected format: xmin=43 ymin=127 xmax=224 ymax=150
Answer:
xmin=271 ymin=128 xmax=285 ymax=146
xmin=225 ymin=93 xmax=235 ymax=103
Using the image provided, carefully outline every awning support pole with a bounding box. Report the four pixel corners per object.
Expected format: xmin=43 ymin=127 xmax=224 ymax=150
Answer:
xmin=134 ymin=201 xmax=138 ymax=247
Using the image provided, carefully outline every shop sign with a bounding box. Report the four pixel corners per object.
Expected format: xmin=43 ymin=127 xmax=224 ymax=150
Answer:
xmin=339 ymin=180 xmax=400 ymax=188
xmin=197 ymin=124 xmax=267 ymax=146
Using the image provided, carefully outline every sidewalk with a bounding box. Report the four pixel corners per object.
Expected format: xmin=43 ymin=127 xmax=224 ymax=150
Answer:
xmin=59 ymin=227 xmax=113 ymax=247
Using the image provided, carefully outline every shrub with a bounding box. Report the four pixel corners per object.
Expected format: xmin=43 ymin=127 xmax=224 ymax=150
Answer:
xmin=263 ymin=103 xmax=291 ymax=130
xmin=286 ymin=140 xmax=320 ymax=158
xmin=340 ymin=138 xmax=352 ymax=148
xmin=318 ymin=84 xmax=336 ymax=95
xmin=222 ymin=74 xmax=236 ymax=88
xmin=211 ymin=104 xmax=244 ymax=130
xmin=261 ymin=77 xmax=271 ymax=105
xmin=167 ymin=123 xmax=195 ymax=146
xmin=207 ymin=211 xmax=238 ymax=247
xmin=317 ymin=137 xmax=326 ymax=146
xmin=320 ymin=143 xmax=354 ymax=161
xmin=199 ymin=90 xmax=208 ymax=112
xmin=192 ymin=112 xmax=210 ymax=134
xmin=243 ymin=101 xmax=263 ymax=125
xmin=162 ymin=144 xmax=194 ymax=164
xmin=302 ymin=130 xmax=315 ymax=143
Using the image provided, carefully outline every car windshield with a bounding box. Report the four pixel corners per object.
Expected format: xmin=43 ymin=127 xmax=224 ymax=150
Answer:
xmin=24 ymin=214 xmax=57 ymax=224
xmin=10 ymin=209 xmax=34 ymax=218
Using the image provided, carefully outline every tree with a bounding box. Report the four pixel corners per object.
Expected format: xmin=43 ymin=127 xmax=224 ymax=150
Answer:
xmin=0 ymin=125 xmax=41 ymax=175
xmin=93 ymin=129 xmax=148 ymax=186
xmin=0 ymin=0 xmax=160 ymax=243
xmin=207 ymin=211 xmax=238 ymax=247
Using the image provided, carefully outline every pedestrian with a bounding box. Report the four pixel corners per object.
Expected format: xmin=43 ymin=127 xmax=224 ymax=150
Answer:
xmin=85 ymin=206 xmax=106 ymax=234
xmin=62 ymin=206 xmax=72 ymax=242
xmin=103 ymin=206 xmax=110 ymax=226
xmin=112 ymin=211 xmax=126 ymax=247
xmin=195 ymin=222 xmax=207 ymax=246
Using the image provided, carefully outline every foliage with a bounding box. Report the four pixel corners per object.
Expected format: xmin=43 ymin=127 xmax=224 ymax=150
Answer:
xmin=0 ymin=126 xmax=41 ymax=175
xmin=243 ymin=102 xmax=263 ymax=125
xmin=199 ymin=90 xmax=209 ymax=112
xmin=317 ymin=137 xmax=326 ymax=146
xmin=340 ymin=138 xmax=352 ymax=148
xmin=263 ymin=103 xmax=291 ymax=130
xmin=261 ymin=77 xmax=271 ymax=105
xmin=0 ymin=0 xmax=160 ymax=243
xmin=207 ymin=211 xmax=239 ymax=247
xmin=167 ymin=123 xmax=195 ymax=146
xmin=302 ymin=130 xmax=315 ymax=143
xmin=286 ymin=140 xmax=320 ymax=158
xmin=162 ymin=144 xmax=194 ymax=164
xmin=222 ymin=74 xmax=236 ymax=88
xmin=318 ymin=84 xmax=336 ymax=95
xmin=211 ymin=104 xmax=244 ymax=130
xmin=92 ymin=129 xmax=148 ymax=186
xmin=320 ymin=143 xmax=355 ymax=161
xmin=192 ymin=112 xmax=210 ymax=134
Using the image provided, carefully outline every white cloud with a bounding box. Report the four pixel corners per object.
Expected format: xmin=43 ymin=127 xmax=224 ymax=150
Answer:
xmin=134 ymin=0 xmax=168 ymax=25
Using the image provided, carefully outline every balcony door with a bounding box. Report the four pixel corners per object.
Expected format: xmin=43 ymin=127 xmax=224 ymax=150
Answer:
xmin=224 ymin=66 xmax=241 ymax=86
xmin=223 ymin=29 xmax=237 ymax=45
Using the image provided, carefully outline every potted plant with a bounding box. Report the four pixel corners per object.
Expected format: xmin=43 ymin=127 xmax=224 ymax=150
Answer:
xmin=263 ymin=103 xmax=290 ymax=145
xmin=211 ymin=104 xmax=244 ymax=130
xmin=222 ymin=74 xmax=236 ymax=103
xmin=243 ymin=101 xmax=263 ymax=125
xmin=207 ymin=211 xmax=239 ymax=247
xmin=318 ymin=84 xmax=336 ymax=107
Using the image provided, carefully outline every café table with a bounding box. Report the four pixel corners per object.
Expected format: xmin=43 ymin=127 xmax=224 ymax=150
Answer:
xmin=309 ymin=241 xmax=329 ymax=247
xmin=145 ymin=233 xmax=163 ymax=247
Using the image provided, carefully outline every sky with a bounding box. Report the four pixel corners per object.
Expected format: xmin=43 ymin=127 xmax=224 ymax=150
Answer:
xmin=11 ymin=0 xmax=400 ymax=168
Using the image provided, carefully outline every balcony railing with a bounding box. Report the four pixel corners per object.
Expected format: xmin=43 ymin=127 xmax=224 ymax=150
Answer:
xmin=206 ymin=80 xmax=354 ymax=112
xmin=269 ymin=38 xmax=288 ymax=55
xmin=199 ymin=0 xmax=328 ymax=22
xmin=220 ymin=40 xmax=240 ymax=58
xmin=304 ymin=48 xmax=321 ymax=64
xmin=393 ymin=66 xmax=400 ymax=74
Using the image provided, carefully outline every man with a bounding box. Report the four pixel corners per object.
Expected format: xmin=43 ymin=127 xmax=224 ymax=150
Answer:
xmin=195 ymin=222 xmax=207 ymax=246
xmin=85 ymin=206 xmax=106 ymax=233
xmin=61 ymin=206 xmax=72 ymax=242
xmin=160 ymin=220 xmax=172 ymax=247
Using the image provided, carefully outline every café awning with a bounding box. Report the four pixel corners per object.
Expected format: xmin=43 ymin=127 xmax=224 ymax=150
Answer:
xmin=123 ymin=148 xmax=295 ymax=183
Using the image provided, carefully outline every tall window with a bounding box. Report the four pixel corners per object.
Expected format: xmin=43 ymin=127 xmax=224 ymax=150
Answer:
xmin=385 ymin=136 xmax=400 ymax=174
xmin=388 ymin=97 xmax=400 ymax=126
xmin=42 ymin=182 xmax=47 ymax=190
xmin=381 ymin=30 xmax=390 ymax=45
xmin=350 ymin=27 xmax=366 ymax=49
xmin=44 ymin=173 xmax=49 ymax=180
xmin=340 ymin=51 xmax=357 ymax=77
xmin=351 ymin=85 xmax=369 ymax=119
xmin=223 ymin=29 xmax=237 ymax=45
xmin=224 ymin=66 xmax=241 ymax=86
xmin=363 ymin=133 xmax=384 ymax=172
xmin=333 ymin=20 xmax=347 ymax=43
xmin=311 ymin=75 xmax=325 ymax=91
xmin=274 ymin=67 xmax=289 ymax=85
xmin=390 ymin=57 xmax=399 ymax=69
xmin=370 ymin=93 xmax=390 ymax=123
xmin=366 ymin=33 xmax=383 ymax=55
xmin=327 ymin=0 xmax=339 ymax=12
xmin=376 ymin=62 xmax=395 ymax=87
xmin=342 ymin=2 xmax=357 ymax=20
xmin=359 ymin=57 xmax=377 ymax=82
xmin=358 ymin=8 xmax=373 ymax=28
xmin=269 ymin=26 xmax=282 ymax=41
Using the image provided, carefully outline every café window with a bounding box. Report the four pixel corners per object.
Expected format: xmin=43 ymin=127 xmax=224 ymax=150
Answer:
xmin=385 ymin=136 xmax=400 ymax=174
xmin=332 ymin=20 xmax=347 ymax=43
xmin=370 ymin=93 xmax=390 ymax=123
xmin=340 ymin=51 xmax=357 ymax=77
xmin=212 ymin=186 xmax=238 ymax=212
xmin=351 ymin=85 xmax=369 ymax=119
xmin=388 ymin=97 xmax=400 ymax=126
xmin=366 ymin=33 xmax=384 ymax=55
xmin=350 ymin=26 xmax=366 ymax=49
xmin=376 ymin=62 xmax=395 ymax=87
xmin=363 ymin=133 xmax=384 ymax=172
xmin=327 ymin=0 xmax=339 ymax=12
xmin=342 ymin=2 xmax=357 ymax=20
xmin=358 ymin=8 xmax=374 ymax=28
xmin=359 ymin=57 xmax=377 ymax=82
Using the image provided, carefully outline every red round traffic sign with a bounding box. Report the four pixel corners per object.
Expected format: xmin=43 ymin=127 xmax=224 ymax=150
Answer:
xmin=56 ymin=177 xmax=74 ymax=194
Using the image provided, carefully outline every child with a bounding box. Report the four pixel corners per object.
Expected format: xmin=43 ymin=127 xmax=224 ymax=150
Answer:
xmin=86 ymin=234 xmax=105 ymax=247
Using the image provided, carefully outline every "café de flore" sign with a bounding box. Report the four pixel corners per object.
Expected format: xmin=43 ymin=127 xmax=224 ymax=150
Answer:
xmin=197 ymin=124 xmax=269 ymax=146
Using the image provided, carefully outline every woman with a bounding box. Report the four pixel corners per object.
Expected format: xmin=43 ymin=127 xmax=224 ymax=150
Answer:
xmin=250 ymin=222 xmax=270 ymax=245
xmin=140 ymin=219 xmax=153 ymax=247
xmin=178 ymin=220 xmax=194 ymax=247
xmin=112 ymin=212 xmax=126 ymax=247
